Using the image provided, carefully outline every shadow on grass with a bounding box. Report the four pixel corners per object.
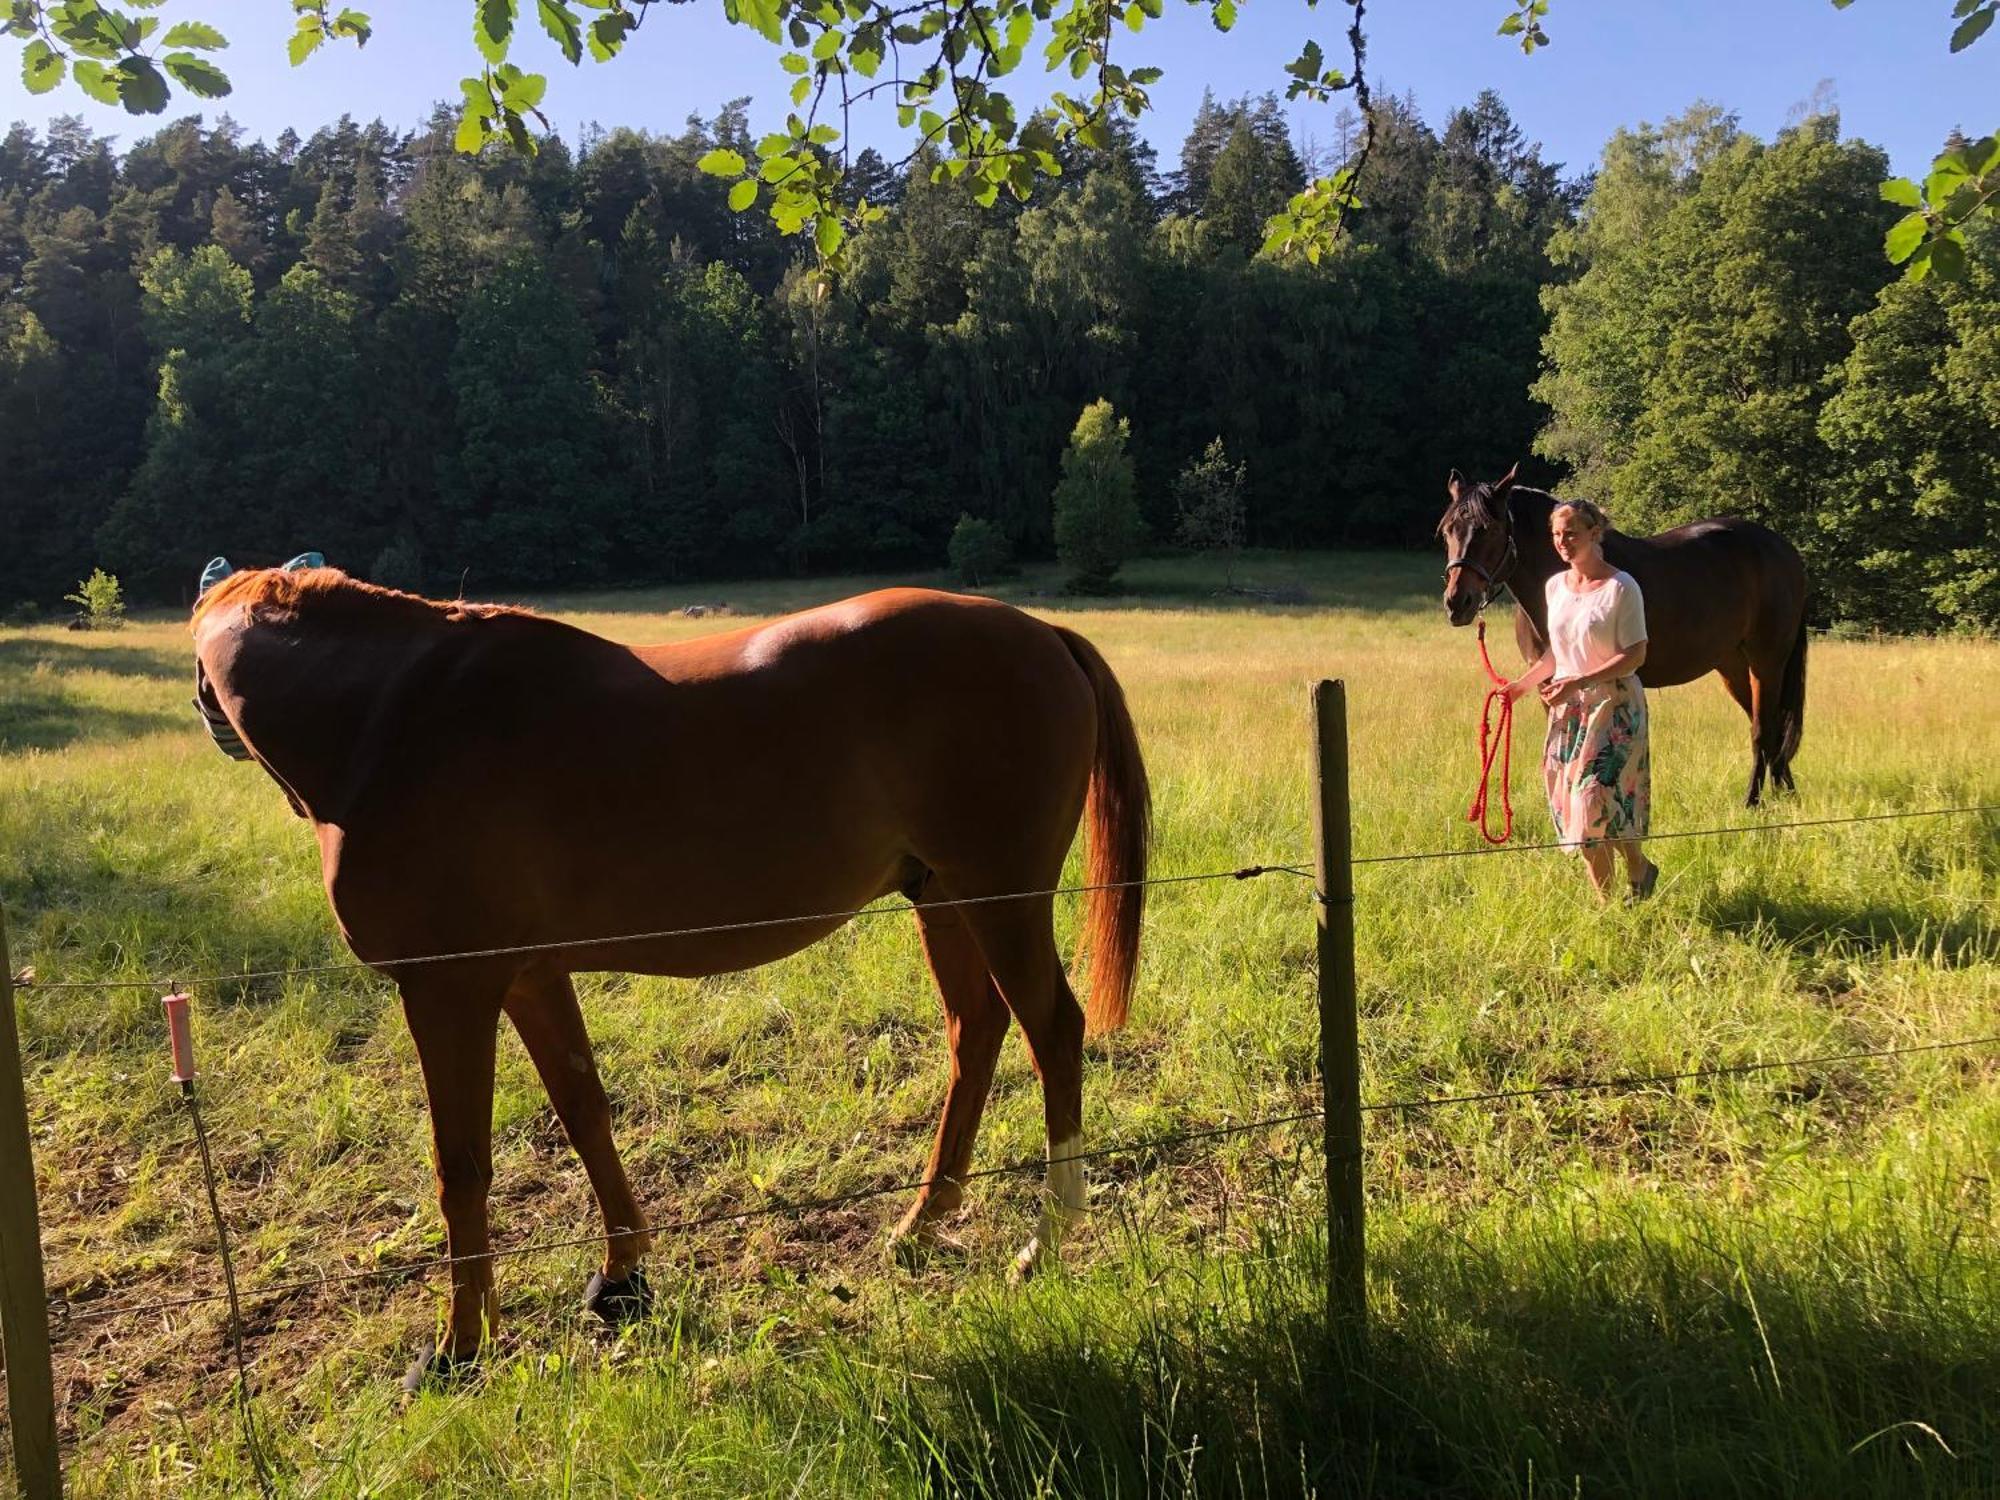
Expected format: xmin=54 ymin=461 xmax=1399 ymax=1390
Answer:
xmin=1698 ymin=890 xmax=1999 ymax=969
xmin=866 ymin=1206 xmax=1996 ymax=1499
xmin=0 ymin=635 xmax=186 ymax=682
xmin=0 ymin=675 xmax=184 ymax=753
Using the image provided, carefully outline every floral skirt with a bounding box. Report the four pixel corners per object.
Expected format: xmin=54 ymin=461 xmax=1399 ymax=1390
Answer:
xmin=1543 ymin=675 xmax=1650 ymax=851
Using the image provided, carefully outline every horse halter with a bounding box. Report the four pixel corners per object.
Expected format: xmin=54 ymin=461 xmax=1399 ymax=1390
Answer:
xmin=1444 ymin=518 xmax=1519 ymax=612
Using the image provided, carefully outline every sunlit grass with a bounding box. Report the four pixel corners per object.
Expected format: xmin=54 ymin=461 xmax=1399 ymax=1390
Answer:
xmin=2 ymin=551 xmax=1995 ymax=1496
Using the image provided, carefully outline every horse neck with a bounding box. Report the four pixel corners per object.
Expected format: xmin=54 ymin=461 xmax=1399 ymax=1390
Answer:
xmin=1506 ymin=488 xmax=1563 ymax=618
xmin=227 ymin=614 xmax=440 ymax=823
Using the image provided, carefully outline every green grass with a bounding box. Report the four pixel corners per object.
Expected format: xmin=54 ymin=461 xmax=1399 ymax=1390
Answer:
xmin=2 ymin=550 xmax=1995 ymax=1497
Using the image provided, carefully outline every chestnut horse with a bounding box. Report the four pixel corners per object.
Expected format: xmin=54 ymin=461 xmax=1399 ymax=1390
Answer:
xmin=1439 ymin=465 xmax=1810 ymax=806
xmin=191 ymin=566 xmax=1149 ymax=1387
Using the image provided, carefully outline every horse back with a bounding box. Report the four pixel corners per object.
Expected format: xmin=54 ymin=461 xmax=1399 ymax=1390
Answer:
xmin=320 ymin=588 xmax=1099 ymax=972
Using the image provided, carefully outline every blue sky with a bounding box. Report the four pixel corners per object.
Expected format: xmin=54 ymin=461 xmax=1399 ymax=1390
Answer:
xmin=0 ymin=0 xmax=1986 ymax=180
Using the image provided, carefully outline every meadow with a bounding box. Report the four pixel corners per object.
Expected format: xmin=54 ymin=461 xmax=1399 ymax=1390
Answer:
xmin=1 ymin=550 xmax=1995 ymax=1497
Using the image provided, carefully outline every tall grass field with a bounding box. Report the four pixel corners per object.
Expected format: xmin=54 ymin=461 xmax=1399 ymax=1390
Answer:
xmin=1 ymin=552 xmax=1995 ymax=1497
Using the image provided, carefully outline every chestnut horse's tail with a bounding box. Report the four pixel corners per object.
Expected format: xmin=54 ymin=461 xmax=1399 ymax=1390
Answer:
xmin=1054 ymin=626 xmax=1151 ymax=1035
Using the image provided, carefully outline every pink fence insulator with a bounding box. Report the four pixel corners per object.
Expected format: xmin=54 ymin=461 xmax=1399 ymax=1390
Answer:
xmin=162 ymin=992 xmax=195 ymax=1084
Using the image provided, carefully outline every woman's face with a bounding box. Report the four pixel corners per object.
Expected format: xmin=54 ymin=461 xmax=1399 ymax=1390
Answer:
xmin=1551 ymin=508 xmax=1604 ymax=567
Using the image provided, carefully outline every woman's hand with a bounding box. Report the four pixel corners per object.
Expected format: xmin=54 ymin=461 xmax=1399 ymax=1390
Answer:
xmin=1540 ymin=676 xmax=1580 ymax=707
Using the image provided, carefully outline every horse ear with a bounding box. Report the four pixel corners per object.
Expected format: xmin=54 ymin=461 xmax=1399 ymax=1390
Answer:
xmin=1447 ymin=469 xmax=1465 ymax=502
xmin=197 ymin=556 xmax=234 ymax=598
xmin=1493 ymin=461 xmax=1521 ymax=494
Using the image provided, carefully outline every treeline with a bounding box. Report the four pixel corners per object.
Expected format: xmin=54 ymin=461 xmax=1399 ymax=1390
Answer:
xmin=1 ymin=93 xmax=1992 ymax=630
xmin=1538 ymin=108 xmax=1999 ymax=633
xmin=0 ymin=90 xmax=1575 ymax=605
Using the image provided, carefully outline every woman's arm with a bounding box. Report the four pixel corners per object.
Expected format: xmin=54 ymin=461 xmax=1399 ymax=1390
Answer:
xmin=1579 ymin=639 xmax=1646 ymax=688
xmin=1503 ymin=651 xmax=1554 ymax=702
xmin=1540 ymin=640 xmax=1647 ymax=706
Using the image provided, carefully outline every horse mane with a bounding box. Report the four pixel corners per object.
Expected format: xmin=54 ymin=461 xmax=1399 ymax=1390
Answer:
xmin=1439 ymin=481 xmax=1558 ymax=537
xmin=190 ymin=566 xmax=536 ymax=632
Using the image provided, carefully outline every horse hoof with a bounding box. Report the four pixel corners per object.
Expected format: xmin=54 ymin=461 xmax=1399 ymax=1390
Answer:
xmin=402 ymin=1344 xmax=479 ymax=1396
xmin=1009 ymin=1237 xmax=1048 ymax=1285
xmin=584 ymin=1268 xmax=653 ymax=1326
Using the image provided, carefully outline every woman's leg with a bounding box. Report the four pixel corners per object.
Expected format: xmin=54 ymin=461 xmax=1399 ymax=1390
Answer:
xmin=1581 ymin=840 xmax=1619 ymax=900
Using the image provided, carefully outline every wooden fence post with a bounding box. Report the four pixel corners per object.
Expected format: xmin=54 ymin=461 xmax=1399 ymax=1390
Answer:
xmin=0 ymin=905 xmax=61 ymax=1498
xmin=1312 ymin=681 xmax=1366 ymax=1334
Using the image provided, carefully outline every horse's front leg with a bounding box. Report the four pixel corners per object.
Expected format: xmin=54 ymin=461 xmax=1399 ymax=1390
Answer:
xmin=399 ymin=976 xmax=504 ymax=1392
xmin=503 ymin=967 xmax=654 ymax=1323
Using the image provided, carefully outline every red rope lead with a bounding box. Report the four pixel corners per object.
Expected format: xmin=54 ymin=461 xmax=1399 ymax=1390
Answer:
xmin=1466 ymin=618 xmax=1515 ymax=845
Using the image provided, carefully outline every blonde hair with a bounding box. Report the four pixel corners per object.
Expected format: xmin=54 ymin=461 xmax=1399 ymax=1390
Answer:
xmin=1551 ymin=498 xmax=1609 ymax=534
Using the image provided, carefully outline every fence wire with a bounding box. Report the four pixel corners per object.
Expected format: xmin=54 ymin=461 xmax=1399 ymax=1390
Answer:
xmin=51 ymin=1030 xmax=2000 ymax=1330
xmin=14 ymin=803 xmax=1994 ymax=998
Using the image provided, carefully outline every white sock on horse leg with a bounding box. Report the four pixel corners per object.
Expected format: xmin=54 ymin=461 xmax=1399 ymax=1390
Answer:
xmin=1013 ymin=1129 xmax=1086 ymax=1278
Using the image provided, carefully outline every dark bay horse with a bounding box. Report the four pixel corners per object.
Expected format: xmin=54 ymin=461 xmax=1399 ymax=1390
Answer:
xmin=192 ymin=567 xmax=1150 ymax=1385
xmin=1439 ymin=465 xmax=1809 ymax=805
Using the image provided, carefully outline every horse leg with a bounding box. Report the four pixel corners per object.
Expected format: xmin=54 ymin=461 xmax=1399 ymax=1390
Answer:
xmin=502 ymin=967 xmax=654 ymax=1323
xmin=1750 ymin=631 xmax=1803 ymax=796
xmin=956 ymin=892 xmax=1086 ymax=1281
xmin=887 ymin=881 xmax=1011 ymax=1259
xmin=1716 ymin=651 xmax=1767 ymax=807
xmin=399 ymin=975 xmax=504 ymax=1388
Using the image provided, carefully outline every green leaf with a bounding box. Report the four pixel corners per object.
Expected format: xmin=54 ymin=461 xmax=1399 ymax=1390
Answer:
xmin=288 ymin=25 xmax=325 ymax=64
xmin=1929 ymin=232 xmax=1969 ymax=280
xmin=1212 ymin=0 xmax=1235 ymax=28
xmin=806 ymin=123 xmax=839 ymax=145
xmin=1925 ymin=159 xmax=1970 ymax=206
xmin=1498 ymin=13 xmax=1523 ymax=34
xmin=1878 ymin=177 xmax=1922 ymax=210
xmin=1285 ymin=40 xmax=1323 ymax=80
xmin=814 ymin=214 xmax=844 ymax=256
xmin=454 ymin=107 xmax=489 ymax=154
xmin=850 ymin=45 xmax=880 ymax=77
xmin=161 ymin=19 xmax=226 ymax=48
xmin=1883 ymin=211 xmax=1927 ymax=265
xmin=811 ymin=25 xmax=839 ymax=58
xmin=498 ymin=66 xmax=544 ymax=109
xmin=1950 ymin=5 xmax=1994 ymax=50
xmin=1904 ymin=240 xmax=1934 ymax=281
xmin=1953 ymin=0 xmax=1982 ymax=17
xmin=727 ymin=179 xmax=758 ymax=211
xmin=729 ymin=0 xmax=783 ymax=44
xmin=475 ymin=0 xmax=515 ymax=63
xmin=587 ymin=10 xmax=631 ymax=59
xmin=162 ymin=51 xmax=230 ymax=97
xmin=335 ymin=8 xmax=371 ymax=44
xmin=791 ymin=74 xmax=812 ymax=104
xmin=536 ymin=0 xmax=582 ymax=61
xmin=21 ymin=39 xmax=64 ymax=94
xmin=115 ymin=55 xmax=169 ymax=113
xmin=52 ymin=3 xmax=125 ymax=58
xmin=72 ymin=59 xmax=121 ymax=104
xmin=698 ymin=147 xmax=747 ymax=175
xmin=779 ymin=50 xmax=809 ymax=72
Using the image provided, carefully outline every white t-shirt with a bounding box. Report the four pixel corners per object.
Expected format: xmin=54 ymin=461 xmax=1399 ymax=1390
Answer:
xmin=1545 ymin=570 xmax=1647 ymax=681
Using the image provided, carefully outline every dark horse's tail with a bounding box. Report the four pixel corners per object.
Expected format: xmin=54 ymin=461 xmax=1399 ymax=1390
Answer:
xmin=1054 ymin=627 xmax=1151 ymax=1035
xmin=1775 ymin=611 xmax=1808 ymax=780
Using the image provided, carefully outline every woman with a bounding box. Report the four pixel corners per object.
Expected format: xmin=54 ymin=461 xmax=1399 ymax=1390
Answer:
xmin=1503 ymin=499 xmax=1659 ymax=901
